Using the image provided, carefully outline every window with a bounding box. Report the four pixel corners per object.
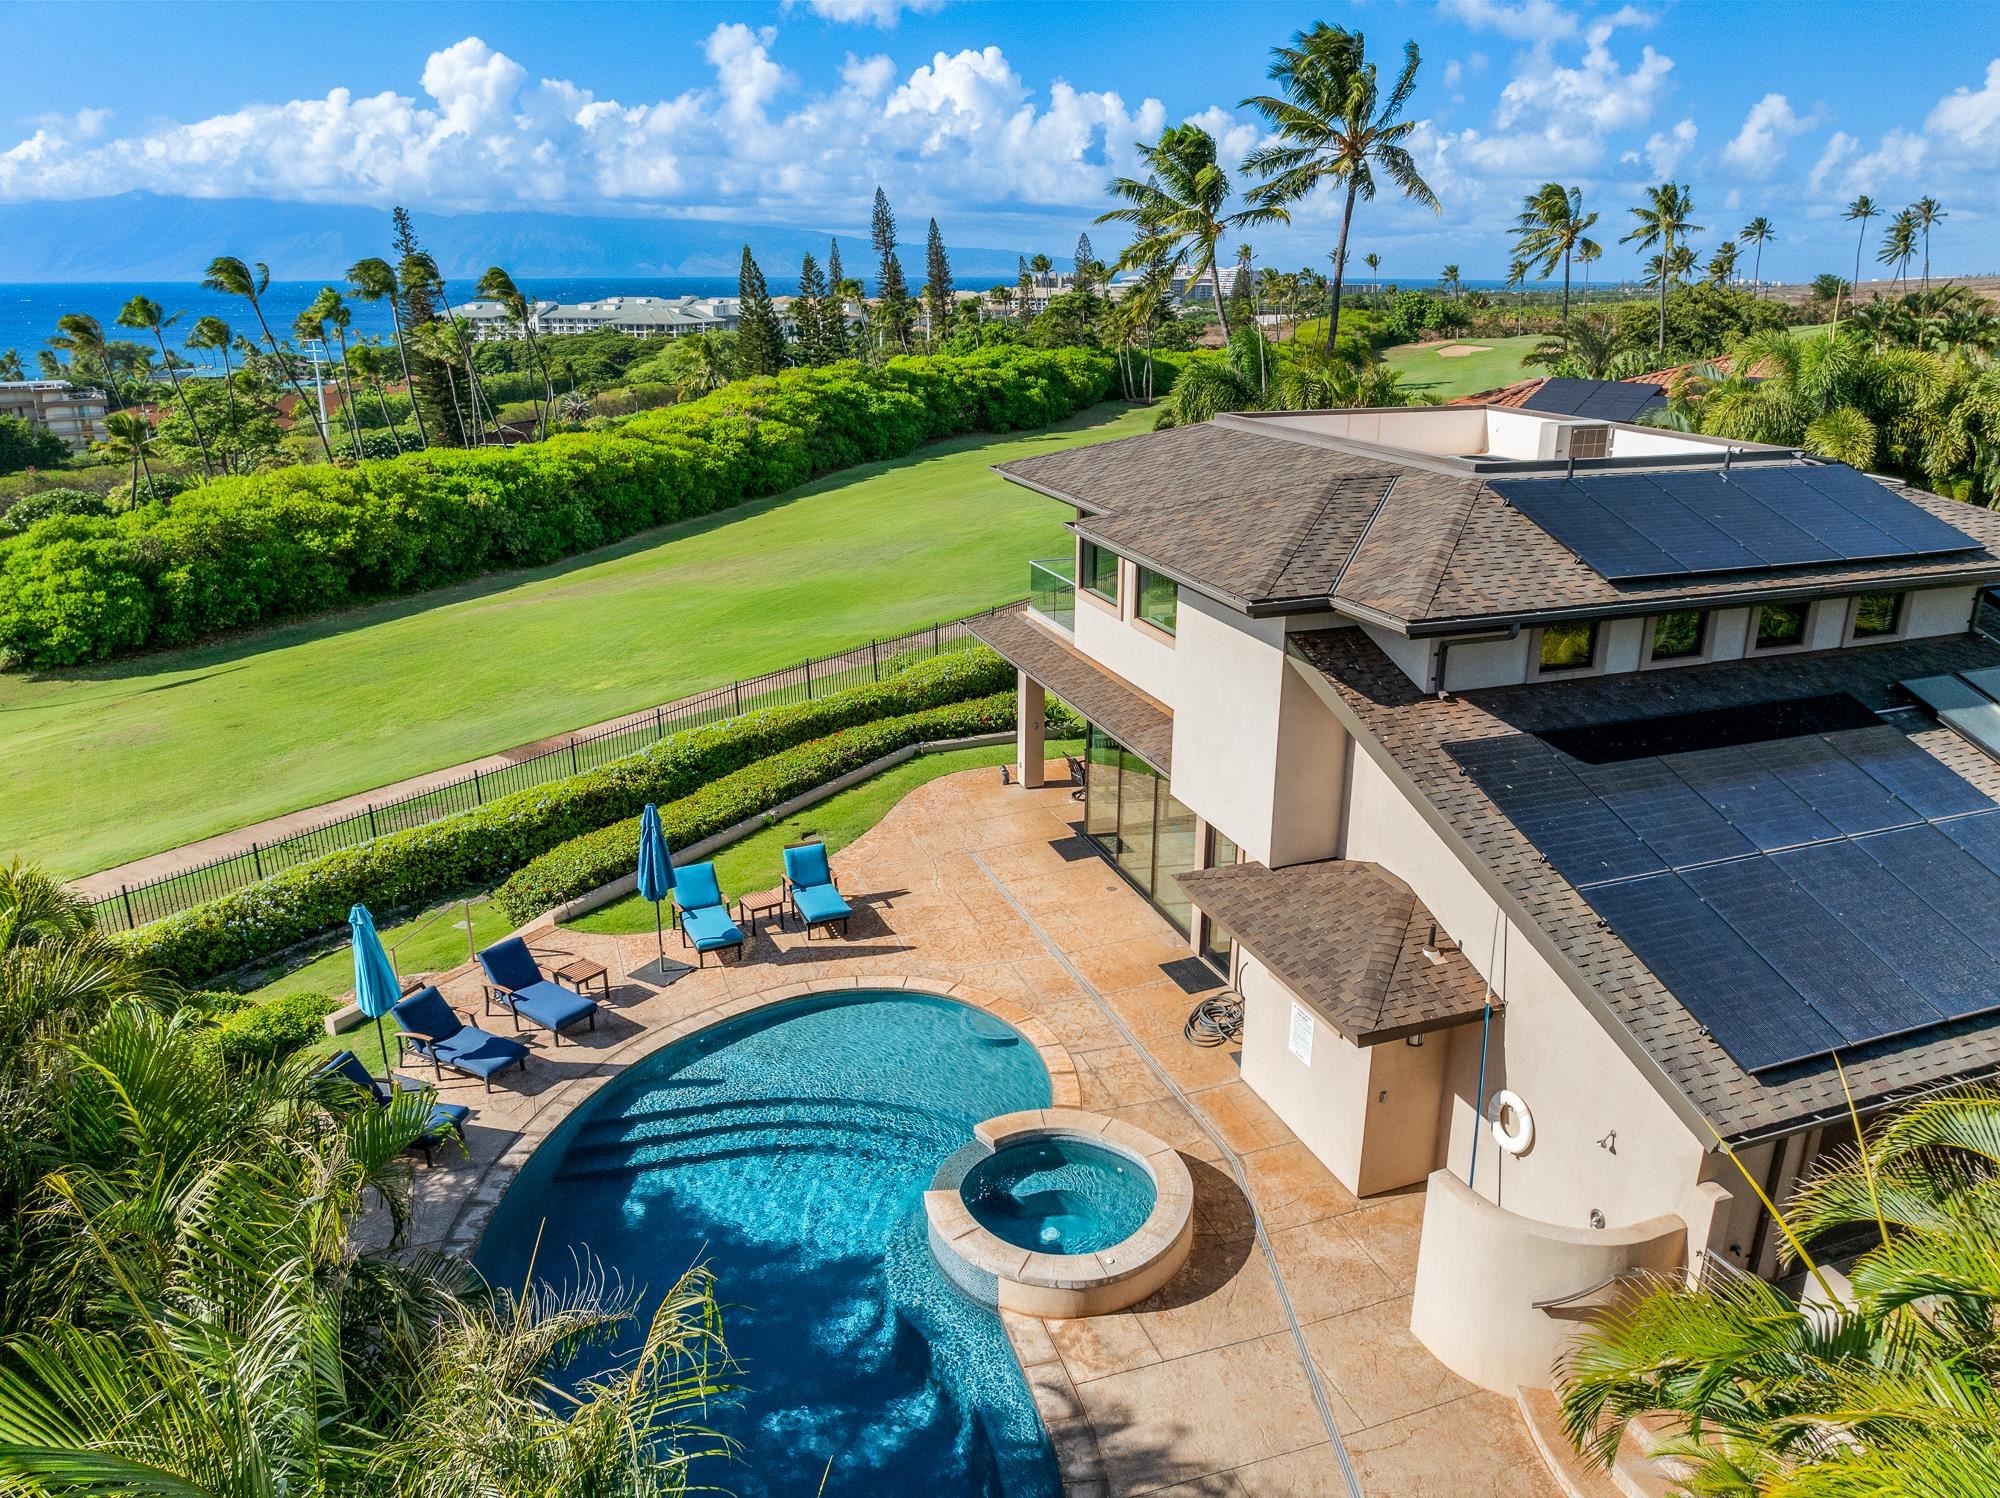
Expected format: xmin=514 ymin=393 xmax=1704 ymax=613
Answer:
xmin=1080 ymin=724 xmax=1196 ymax=935
xmin=1081 ymin=540 xmax=1119 ymax=602
xmin=1136 ymin=567 xmax=1177 ymax=634
xmin=1649 ymin=609 xmax=1708 ymax=662
xmin=1537 ymin=620 xmax=1598 ymax=673
xmin=1754 ymin=602 xmax=1809 ymax=650
xmin=1852 ymin=592 xmax=1905 ymax=639
xmin=1198 ymin=828 xmax=1240 ymax=976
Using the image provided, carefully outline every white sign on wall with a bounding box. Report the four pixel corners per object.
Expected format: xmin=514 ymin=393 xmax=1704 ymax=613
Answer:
xmin=1288 ymin=1001 xmax=1314 ymax=1065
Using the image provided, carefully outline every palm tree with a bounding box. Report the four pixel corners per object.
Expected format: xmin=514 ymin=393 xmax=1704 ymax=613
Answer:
xmin=114 ymin=296 xmax=214 ymax=480
xmin=1622 ymin=183 xmax=1704 ymax=353
xmin=404 ymin=253 xmax=489 ymax=445
xmin=185 ymin=315 xmax=242 ymax=470
xmin=103 ymin=410 xmax=158 ymax=502
xmin=0 ymin=350 xmax=20 ymax=382
xmin=1240 ymin=22 xmax=1439 ymax=352
xmin=476 ymin=266 xmax=555 ymax=439
xmin=202 ymin=256 xmax=334 ymax=462
xmin=347 ymin=256 xmax=428 ymax=450
xmin=46 ymin=312 xmax=113 ymax=397
xmin=348 ymin=342 xmax=405 ymax=454
xmin=1099 ymin=122 xmax=1282 ymax=341
xmin=297 ymin=287 xmax=367 ymax=455
xmin=1511 ymin=182 xmax=1601 ymax=327
xmin=1577 ymin=240 xmax=1602 ymax=306
xmin=1273 ymin=343 xmax=1412 ymax=410
xmin=1879 ymin=209 xmax=1919 ymax=294
xmin=658 ymin=332 xmax=738 ymax=399
xmin=1440 ymin=263 xmax=1462 ymax=297
xmin=1839 ymin=195 xmax=1881 ymax=329
xmin=1528 ymin=313 xmax=1636 ymax=380
xmin=1706 ymin=239 xmax=1740 ymax=285
xmin=1363 ymin=251 xmax=1381 ymax=296
xmin=1738 ymin=215 xmax=1774 ymax=292
xmin=1913 ymin=196 xmax=1947 ymax=295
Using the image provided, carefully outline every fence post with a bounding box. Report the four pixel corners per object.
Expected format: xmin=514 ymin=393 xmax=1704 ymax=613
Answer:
xmin=871 ymin=639 xmax=880 ymax=681
xmin=655 ymin=707 xmax=664 ymax=741
xmin=932 ymin=623 xmax=940 ymax=655
xmin=473 ymin=768 xmax=482 ymax=803
xmin=805 ymin=656 xmax=814 ymax=699
xmin=120 ymin=884 xmax=136 ymax=932
xmin=569 ymin=738 xmax=579 ymax=774
xmin=368 ymin=803 xmax=378 ymax=838
xmin=251 ymin=842 xmax=264 ymax=880
xmin=734 ymin=680 xmax=743 ymax=714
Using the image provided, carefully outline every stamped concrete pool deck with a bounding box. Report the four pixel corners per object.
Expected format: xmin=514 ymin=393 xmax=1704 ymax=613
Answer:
xmin=393 ymin=761 xmax=1560 ymax=1498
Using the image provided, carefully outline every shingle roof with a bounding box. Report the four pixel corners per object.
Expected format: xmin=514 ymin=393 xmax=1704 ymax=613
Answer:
xmin=992 ymin=418 xmax=2000 ymax=631
xmin=966 ymin=604 xmax=1174 ymax=770
xmin=1290 ymin=625 xmax=2000 ymax=1141
xmin=1178 ymin=860 xmax=1492 ymax=1043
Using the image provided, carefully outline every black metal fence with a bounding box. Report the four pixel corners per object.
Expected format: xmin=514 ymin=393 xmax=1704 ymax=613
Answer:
xmin=88 ymin=606 xmax=1008 ymax=933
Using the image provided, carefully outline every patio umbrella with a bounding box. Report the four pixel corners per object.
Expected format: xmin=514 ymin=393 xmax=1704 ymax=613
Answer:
xmin=636 ymin=803 xmax=675 ymax=970
xmin=349 ymin=903 xmax=400 ymax=1081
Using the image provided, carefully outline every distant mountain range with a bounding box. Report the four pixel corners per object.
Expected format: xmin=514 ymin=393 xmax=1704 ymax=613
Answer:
xmin=0 ymin=193 xmax=1034 ymax=284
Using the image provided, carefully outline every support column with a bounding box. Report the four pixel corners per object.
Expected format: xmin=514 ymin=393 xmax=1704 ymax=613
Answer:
xmin=1015 ymin=672 xmax=1046 ymax=788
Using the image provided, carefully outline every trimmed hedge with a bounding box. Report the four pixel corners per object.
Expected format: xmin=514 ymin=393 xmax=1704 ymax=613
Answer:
xmin=209 ymin=991 xmax=338 ymax=1068
xmin=495 ymin=695 xmax=1018 ymax=920
xmin=0 ymin=346 xmax=1114 ymax=667
xmin=124 ymin=648 xmax=1016 ymax=985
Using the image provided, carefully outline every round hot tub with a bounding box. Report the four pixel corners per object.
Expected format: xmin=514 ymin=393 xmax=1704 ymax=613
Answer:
xmin=927 ymin=1108 xmax=1194 ymax=1318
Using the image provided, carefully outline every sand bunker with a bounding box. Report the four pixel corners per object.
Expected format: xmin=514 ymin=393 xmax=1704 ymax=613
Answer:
xmin=1433 ymin=343 xmax=1492 ymax=357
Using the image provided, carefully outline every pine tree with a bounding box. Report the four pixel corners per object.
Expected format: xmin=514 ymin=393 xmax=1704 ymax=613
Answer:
xmin=871 ymin=187 xmax=913 ymax=353
xmin=794 ymin=252 xmax=828 ymax=366
xmin=825 ymin=238 xmax=851 ymax=360
xmin=1074 ymin=231 xmax=1096 ymax=293
xmin=736 ymin=245 xmax=785 ymax=376
xmin=923 ymin=218 xmax=953 ymax=349
xmin=391 ymin=207 xmax=461 ymax=445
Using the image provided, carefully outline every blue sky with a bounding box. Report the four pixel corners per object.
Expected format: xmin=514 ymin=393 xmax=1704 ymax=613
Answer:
xmin=2 ymin=0 xmax=1995 ymax=282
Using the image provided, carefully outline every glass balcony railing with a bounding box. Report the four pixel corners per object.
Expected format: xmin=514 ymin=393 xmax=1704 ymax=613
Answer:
xmin=1029 ymin=557 xmax=1075 ymax=632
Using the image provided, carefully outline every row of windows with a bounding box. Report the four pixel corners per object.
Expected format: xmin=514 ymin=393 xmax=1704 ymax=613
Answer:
xmin=1080 ymin=540 xmax=1178 ymax=635
xmin=1536 ymin=592 xmax=1907 ymax=675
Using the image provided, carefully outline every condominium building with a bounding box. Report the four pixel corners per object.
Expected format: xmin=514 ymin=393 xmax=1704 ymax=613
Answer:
xmin=970 ymin=392 xmax=2000 ymax=1398
xmin=448 ymin=296 xmax=741 ymax=342
xmin=0 ymin=379 xmax=109 ymax=450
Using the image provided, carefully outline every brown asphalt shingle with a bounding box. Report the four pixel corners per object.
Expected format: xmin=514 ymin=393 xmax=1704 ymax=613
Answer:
xmin=966 ymin=603 xmax=1174 ymax=770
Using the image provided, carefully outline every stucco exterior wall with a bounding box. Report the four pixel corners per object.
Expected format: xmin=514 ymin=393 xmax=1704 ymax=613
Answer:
xmin=1072 ymin=560 xmax=1179 ymax=707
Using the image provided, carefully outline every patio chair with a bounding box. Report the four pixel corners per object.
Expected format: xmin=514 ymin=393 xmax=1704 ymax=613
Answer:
xmin=312 ymin=1049 xmax=469 ymax=1166
xmin=671 ymin=861 xmax=747 ymax=966
xmin=476 ymin=936 xmax=600 ymax=1044
xmin=390 ymin=985 xmax=531 ymax=1093
xmin=1065 ymin=754 xmax=1087 ymax=801
xmin=782 ymin=841 xmax=852 ymax=939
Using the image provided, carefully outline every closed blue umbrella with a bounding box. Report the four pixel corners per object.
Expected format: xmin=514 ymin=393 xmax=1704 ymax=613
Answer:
xmin=349 ymin=903 xmax=401 ymax=1080
xmin=636 ymin=803 xmax=675 ymax=969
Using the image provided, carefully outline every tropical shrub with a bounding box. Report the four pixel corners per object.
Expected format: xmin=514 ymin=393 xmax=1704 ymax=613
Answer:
xmin=124 ymin=648 xmax=1015 ymax=984
xmin=204 ymin=988 xmax=336 ymax=1067
xmin=0 ymin=485 xmax=108 ymax=533
xmin=0 ymin=345 xmax=1114 ymax=667
xmin=0 ymin=413 xmax=67 ymax=477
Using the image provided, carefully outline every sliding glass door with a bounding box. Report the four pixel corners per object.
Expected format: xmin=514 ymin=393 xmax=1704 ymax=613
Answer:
xmin=1081 ymin=724 xmax=1196 ymax=935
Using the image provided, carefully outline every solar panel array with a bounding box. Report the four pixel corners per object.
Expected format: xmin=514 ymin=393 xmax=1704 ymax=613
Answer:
xmin=1454 ymin=695 xmax=2000 ymax=1073
xmin=1490 ymin=465 xmax=1979 ymax=581
xmin=1518 ymin=377 xmax=1665 ymax=424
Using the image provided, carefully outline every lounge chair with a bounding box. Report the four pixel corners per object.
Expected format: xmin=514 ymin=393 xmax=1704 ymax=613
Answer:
xmin=671 ymin=862 xmax=746 ymax=966
xmin=391 ymin=986 xmax=531 ymax=1092
xmin=476 ymin=936 xmax=600 ymax=1044
xmin=782 ymin=841 xmax=853 ymax=939
xmin=313 ymin=1049 xmax=469 ymax=1165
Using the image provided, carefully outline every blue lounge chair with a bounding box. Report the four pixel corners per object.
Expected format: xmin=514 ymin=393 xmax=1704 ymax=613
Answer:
xmin=477 ymin=936 xmax=600 ymax=1044
xmin=783 ymin=841 xmax=852 ymax=939
xmin=313 ymin=1049 xmax=470 ymax=1165
xmin=391 ymin=986 xmax=530 ymax=1092
xmin=672 ymin=862 xmax=746 ymax=966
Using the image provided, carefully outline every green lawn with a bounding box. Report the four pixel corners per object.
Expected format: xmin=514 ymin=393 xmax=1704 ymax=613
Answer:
xmin=1382 ymin=335 xmax=1544 ymax=399
xmin=5 ymin=405 xmax=1150 ymax=877
xmin=566 ymin=737 xmax=1082 ymax=936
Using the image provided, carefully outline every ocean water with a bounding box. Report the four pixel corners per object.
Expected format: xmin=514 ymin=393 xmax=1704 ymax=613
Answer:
xmin=0 ymin=276 xmax=795 ymax=371
xmin=474 ymin=991 xmax=1060 ymax=1498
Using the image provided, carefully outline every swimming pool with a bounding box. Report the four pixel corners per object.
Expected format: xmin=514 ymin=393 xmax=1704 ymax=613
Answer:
xmin=963 ymin=1136 xmax=1157 ymax=1255
xmin=475 ymin=991 xmax=1061 ymax=1498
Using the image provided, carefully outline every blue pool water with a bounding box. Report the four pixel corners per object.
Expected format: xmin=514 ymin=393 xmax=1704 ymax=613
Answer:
xmin=962 ymin=1138 xmax=1156 ymax=1255
xmin=475 ymin=991 xmax=1060 ymax=1498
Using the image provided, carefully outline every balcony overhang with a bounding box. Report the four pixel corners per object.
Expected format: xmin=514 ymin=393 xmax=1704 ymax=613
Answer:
xmin=967 ymin=603 xmax=1173 ymax=772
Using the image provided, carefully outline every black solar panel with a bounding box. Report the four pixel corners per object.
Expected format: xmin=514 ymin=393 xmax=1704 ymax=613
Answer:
xmin=1518 ymin=378 xmax=1665 ymax=423
xmin=1492 ymin=464 xmax=1979 ymax=581
xmin=1453 ymin=696 xmax=2000 ymax=1074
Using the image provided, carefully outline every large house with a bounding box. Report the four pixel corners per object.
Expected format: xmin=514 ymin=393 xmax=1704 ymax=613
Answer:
xmin=969 ymin=396 xmax=2000 ymax=1393
xmin=448 ymin=295 xmax=741 ymax=341
xmin=0 ymin=378 xmax=109 ymax=450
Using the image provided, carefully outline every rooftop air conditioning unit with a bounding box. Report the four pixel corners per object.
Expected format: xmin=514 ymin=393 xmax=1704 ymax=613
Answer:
xmin=1556 ymin=422 xmax=1612 ymax=462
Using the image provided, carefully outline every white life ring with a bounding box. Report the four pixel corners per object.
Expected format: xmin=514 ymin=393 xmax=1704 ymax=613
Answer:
xmin=1487 ymin=1090 xmax=1535 ymax=1156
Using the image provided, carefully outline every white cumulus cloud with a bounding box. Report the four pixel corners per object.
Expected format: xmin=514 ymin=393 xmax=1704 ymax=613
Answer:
xmin=1437 ymin=0 xmax=1579 ymax=42
xmin=784 ymin=0 xmax=945 ymax=26
xmin=1927 ymin=57 xmax=2000 ymax=157
xmin=1721 ymin=93 xmax=1815 ymax=176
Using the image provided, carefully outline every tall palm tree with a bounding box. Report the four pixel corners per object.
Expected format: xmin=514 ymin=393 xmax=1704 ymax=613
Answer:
xmin=346 ymin=256 xmax=428 ymax=449
xmin=475 ymin=266 xmax=555 ymax=440
xmin=202 ymin=256 xmax=334 ymax=462
xmin=347 ymin=341 xmax=405 ymax=454
xmin=1240 ymin=21 xmax=1439 ymax=352
xmin=1511 ymin=182 xmax=1601 ymax=326
xmin=1099 ymin=122 xmax=1282 ymax=341
xmin=1577 ymin=240 xmax=1602 ymax=306
xmin=46 ymin=312 xmax=113 ymax=398
xmin=1440 ymin=263 xmax=1462 ymax=297
xmin=1738 ymin=215 xmax=1774 ymax=292
xmin=1838 ymin=195 xmax=1880 ymax=329
xmin=293 ymin=292 xmax=361 ymax=455
xmin=1879 ymin=209 xmax=1919 ymax=294
xmin=103 ymin=410 xmax=158 ymax=502
xmin=114 ymin=296 xmax=214 ymax=480
xmin=1913 ymin=196 xmax=1947 ymax=295
xmin=185 ymin=315 xmax=242 ymax=471
xmin=1363 ymin=251 xmax=1381 ymax=296
xmin=403 ymin=252 xmax=487 ymax=445
xmin=1706 ymin=239 xmax=1740 ymax=286
xmin=1622 ymin=182 xmax=1704 ymax=353
xmin=0 ymin=350 xmax=20 ymax=382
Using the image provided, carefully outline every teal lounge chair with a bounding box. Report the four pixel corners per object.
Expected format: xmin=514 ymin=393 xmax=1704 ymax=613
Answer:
xmin=391 ymin=986 xmax=531 ymax=1092
xmin=783 ymin=841 xmax=852 ymax=939
xmin=313 ymin=1049 xmax=469 ymax=1165
xmin=477 ymin=936 xmax=599 ymax=1044
xmin=672 ymin=862 xmax=746 ymax=966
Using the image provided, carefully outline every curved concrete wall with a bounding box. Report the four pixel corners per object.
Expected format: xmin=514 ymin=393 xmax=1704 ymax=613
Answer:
xmin=1410 ymin=1169 xmax=1688 ymax=1393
